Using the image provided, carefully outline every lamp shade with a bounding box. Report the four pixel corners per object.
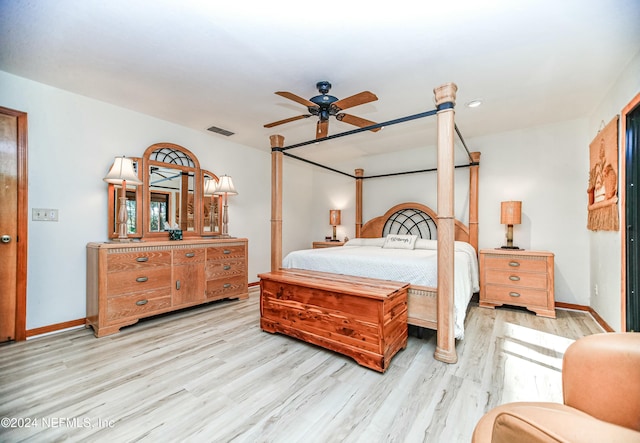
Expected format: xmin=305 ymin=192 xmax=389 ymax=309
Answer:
xmin=501 ymin=201 xmax=522 ymax=225
xmin=103 ymin=156 xmax=142 ymax=185
xmin=214 ymin=175 xmax=238 ymax=195
xmin=329 ymin=209 xmax=341 ymax=226
xmin=203 ymin=177 xmax=219 ymax=196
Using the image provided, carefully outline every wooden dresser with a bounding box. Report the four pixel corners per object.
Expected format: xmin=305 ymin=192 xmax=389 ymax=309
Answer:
xmin=479 ymin=249 xmax=555 ymax=318
xmin=86 ymin=238 xmax=248 ymax=337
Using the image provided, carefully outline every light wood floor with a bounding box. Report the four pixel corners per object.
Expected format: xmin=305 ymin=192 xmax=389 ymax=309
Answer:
xmin=0 ymin=289 xmax=603 ymax=443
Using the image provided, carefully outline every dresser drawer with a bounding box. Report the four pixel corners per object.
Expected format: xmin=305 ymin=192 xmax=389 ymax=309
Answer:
xmin=484 ymin=284 xmax=548 ymax=307
xmin=484 ymin=269 xmax=548 ymax=290
xmin=173 ymin=248 xmax=205 ymax=264
xmin=107 ymin=267 xmax=172 ymax=297
xmin=107 ymin=289 xmax=172 ymax=321
xmin=482 ymin=255 xmax=548 ymax=273
xmin=205 ymin=259 xmax=246 ymax=280
xmin=206 ymin=244 xmax=246 ymax=261
xmin=206 ymin=275 xmax=247 ymax=300
xmin=107 ymin=250 xmax=172 ymax=272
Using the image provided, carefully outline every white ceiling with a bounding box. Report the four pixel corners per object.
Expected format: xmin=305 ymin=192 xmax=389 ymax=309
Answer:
xmin=1 ymin=0 xmax=639 ymax=165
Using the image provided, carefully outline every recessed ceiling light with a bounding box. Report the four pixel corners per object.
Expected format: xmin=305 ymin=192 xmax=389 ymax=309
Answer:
xmin=466 ymin=100 xmax=482 ymax=108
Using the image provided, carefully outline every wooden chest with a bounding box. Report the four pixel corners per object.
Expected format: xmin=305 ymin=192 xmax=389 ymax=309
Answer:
xmin=259 ymin=269 xmax=408 ymax=372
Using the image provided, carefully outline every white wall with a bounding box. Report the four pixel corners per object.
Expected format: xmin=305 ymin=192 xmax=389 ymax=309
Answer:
xmin=306 ymin=118 xmax=591 ymax=305
xmin=587 ymin=49 xmax=640 ymax=331
xmin=0 ymin=70 xmax=312 ymax=330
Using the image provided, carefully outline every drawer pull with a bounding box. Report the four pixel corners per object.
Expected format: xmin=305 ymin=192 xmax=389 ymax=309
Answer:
xmin=223 ymin=283 xmax=232 ymax=289
xmin=508 ymin=261 xmax=520 ymax=267
xmin=509 ymin=275 xmax=521 ymax=281
xmin=136 ymin=257 xmax=149 ymax=262
xmin=176 ymin=280 xmax=181 ymax=290
xmin=223 ymin=249 xmax=231 ymax=254
xmin=223 ymin=265 xmax=231 ymax=270
xmin=136 ymin=277 xmax=148 ymax=283
xmin=509 ymin=292 xmax=521 ymax=297
xmin=136 ymin=299 xmax=148 ymax=306
xmin=185 ymin=252 xmax=195 ymax=258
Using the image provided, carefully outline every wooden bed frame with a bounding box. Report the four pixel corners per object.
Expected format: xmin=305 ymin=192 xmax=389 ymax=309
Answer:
xmin=358 ymin=201 xmax=477 ymax=335
xmin=268 ymin=83 xmax=481 ymax=364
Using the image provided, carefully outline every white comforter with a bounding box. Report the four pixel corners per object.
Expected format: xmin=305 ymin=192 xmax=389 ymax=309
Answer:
xmin=282 ymin=238 xmax=479 ymax=339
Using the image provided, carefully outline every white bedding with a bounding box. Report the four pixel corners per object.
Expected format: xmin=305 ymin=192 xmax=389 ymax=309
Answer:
xmin=282 ymin=238 xmax=479 ymax=339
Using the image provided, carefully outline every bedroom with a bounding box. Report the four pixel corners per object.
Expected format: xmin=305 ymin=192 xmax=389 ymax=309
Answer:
xmin=1 ymin=0 xmax=639 ymax=441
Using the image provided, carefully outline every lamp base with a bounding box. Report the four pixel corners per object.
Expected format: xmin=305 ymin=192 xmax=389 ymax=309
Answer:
xmin=111 ymin=238 xmax=133 ymax=243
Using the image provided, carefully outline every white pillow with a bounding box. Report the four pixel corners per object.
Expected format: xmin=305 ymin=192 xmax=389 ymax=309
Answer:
xmin=344 ymin=238 xmax=385 ymax=247
xmin=382 ymin=234 xmax=418 ymax=250
xmin=415 ymin=239 xmax=438 ymax=250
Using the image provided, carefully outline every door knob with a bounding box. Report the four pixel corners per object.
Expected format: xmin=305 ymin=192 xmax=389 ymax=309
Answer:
xmin=1 ymin=235 xmax=11 ymax=243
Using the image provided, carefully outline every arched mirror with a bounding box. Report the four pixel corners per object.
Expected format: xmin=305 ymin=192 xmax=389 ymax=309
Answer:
xmin=143 ymin=143 xmax=202 ymax=239
xmin=107 ymin=157 xmax=142 ymax=240
xmin=107 ymin=143 xmax=221 ymax=240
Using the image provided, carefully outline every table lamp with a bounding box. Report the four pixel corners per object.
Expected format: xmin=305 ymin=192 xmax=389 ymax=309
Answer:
xmin=329 ymin=209 xmax=341 ymax=241
xmin=214 ymin=175 xmax=238 ymax=237
xmin=500 ymin=201 xmax=522 ymax=249
xmin=103 ymin=156 xmax=142 ymax=241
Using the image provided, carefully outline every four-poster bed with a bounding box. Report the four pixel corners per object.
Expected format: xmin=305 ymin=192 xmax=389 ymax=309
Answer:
xmin=264 ymin=82 xmax=481 ymax=364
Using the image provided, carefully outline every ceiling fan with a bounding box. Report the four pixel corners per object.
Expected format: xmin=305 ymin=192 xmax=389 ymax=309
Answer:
xmin=264 ymin=81 xmax=381 ymax=139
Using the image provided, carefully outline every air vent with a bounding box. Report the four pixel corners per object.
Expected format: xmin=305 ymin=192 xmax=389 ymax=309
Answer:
xmin=207 ymin=125 xmax=234 ymax=137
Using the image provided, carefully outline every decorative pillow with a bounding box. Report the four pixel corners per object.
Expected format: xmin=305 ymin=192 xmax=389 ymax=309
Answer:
xmin=382 ymin=234 xmax=418 ymax=250
xmin=345 ymin=238 xmax=385 ymax=247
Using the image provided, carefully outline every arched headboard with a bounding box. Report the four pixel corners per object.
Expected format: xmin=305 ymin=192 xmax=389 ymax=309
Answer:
xmin=359 ymin=202 xmax=471 ymax=246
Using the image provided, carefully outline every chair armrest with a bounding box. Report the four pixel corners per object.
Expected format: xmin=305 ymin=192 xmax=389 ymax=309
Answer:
xmin=488 ymin=403 xmax=640 ymax=443
xmin=562 ymin=332 xmax=640 ymax=432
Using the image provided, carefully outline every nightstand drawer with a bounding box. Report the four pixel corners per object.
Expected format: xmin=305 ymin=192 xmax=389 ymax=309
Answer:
xmin=484 ymin=269 xmax=548 ymax=290
xmin=483 ymin=255 xmax=548 ymax=273
xmin=484 ymin=284 xmax=548 ymax=307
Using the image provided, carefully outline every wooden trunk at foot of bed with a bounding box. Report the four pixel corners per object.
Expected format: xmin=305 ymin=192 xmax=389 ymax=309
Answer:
xmin=259 ymin=269 xmax=409 ymax=372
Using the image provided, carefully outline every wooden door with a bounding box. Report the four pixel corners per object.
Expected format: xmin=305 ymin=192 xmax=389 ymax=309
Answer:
xmin=0 ymin=107 xmax=28 ymax=342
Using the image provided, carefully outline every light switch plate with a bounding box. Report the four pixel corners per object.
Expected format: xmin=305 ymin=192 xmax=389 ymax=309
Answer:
xmin=32 ymin=208 xmax=59 ymax=221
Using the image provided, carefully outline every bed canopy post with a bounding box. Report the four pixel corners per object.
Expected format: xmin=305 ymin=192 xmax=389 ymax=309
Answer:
xmin=270 ymin=134 xmax=284 ymax=272
xmin=469 ymin=152 xmax=481 ymax=252
xmin=434 ymin=82 xmax=458 ymax=364
xmin=355 ymin=168 xmax=364 ymax=238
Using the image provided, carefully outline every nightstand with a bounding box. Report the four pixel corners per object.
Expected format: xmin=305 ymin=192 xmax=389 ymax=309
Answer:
xmin=479 ymin=249 xmax=555 ymax=318
xmin=312 ymin=241 xmax=345 ymax=249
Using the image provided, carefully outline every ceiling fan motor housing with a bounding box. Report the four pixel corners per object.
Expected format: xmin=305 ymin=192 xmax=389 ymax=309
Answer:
xmin=310 ymin=82 xmax=339 ymax=120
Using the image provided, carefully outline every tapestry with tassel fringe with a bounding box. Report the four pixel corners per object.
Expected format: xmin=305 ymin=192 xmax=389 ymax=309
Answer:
xmin=587 ymin=115 xmax=619 ymax=231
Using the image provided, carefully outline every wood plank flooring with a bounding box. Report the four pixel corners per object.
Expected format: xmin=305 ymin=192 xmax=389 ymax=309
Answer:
xmin=0 ymin=289 xmax=603 ymax=442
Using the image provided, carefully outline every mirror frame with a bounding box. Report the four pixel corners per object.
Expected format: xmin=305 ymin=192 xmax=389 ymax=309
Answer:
xmin=107 ymin=143 xmax=223 ymax=240
xmin=142 ymin=142 xmax=203 ymax=240
xmin=107 ymin=156 xmax=143 ymax=240
xmin=202 ymin=169 xmax=223 ymax=236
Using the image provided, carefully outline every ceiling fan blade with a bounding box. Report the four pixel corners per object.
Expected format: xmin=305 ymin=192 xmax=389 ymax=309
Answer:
xmin=332 ymin=91 xmax=378 ymax=111
xmin=337 ymin=113 xmax=381 ymax=132
xmin=263 ymin=114 xmax=311 ymax=128
xmin=316 ymin=120 xmax=329 ymax=139
xmin=275 ymin=91 xmax=316 ymax=108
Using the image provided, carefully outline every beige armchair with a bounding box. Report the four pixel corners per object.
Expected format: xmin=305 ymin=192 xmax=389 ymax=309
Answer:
xmin=472 ymin=332 xmax=640 ymax=442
